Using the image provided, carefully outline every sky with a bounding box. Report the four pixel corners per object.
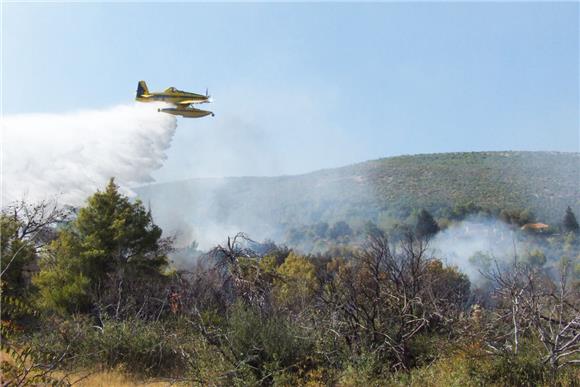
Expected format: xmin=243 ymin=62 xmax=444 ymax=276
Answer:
xmin=2 ymin=2 xmax=579 ymax=182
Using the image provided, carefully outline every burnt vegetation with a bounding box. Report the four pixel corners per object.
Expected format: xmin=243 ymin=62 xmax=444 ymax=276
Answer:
xmin=1 ymin=177 xmax=579 ymax=386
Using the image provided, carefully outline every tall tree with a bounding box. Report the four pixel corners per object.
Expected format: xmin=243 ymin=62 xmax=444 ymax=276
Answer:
xmin=563 ymin=206 xmax=579 ymax=234
xmin=34 ymin=179 xmax=170 ymax=315
xmin=415 ymin=209 xmax=440 ymax=239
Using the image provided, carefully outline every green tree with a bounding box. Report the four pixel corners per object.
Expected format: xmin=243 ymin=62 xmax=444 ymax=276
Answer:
xmin=329 ymin=221 xmax=353 ymax=239
xmin=0 ymin=215 xmax=37 ymax=298
xmin=415 ymin=209 xmax=440 ymax=239
xmin=563 ymin=206 xmax=579 ymax=234
xmin=34 ymin=179 xmax=170 ymax=315
xmin=275 ymin=253 xmax=318 ymax=310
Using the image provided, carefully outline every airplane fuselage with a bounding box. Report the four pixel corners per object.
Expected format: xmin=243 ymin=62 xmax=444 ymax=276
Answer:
xmin=136 ymin=81 xmax=213 ymax=118
xmin=136 ymin=92 xmax=209 ymax=105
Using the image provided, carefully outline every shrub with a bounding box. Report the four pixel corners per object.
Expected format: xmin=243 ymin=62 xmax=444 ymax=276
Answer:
xmin=338 ymin=351 xmax=390 ymax=386
xmin=29 ymin=317 xmax=189 ymax=378
xmin=227 ymin=302 xmax=315 ymax=383
xmin=474 ymin=350 xmax=548 ymax=387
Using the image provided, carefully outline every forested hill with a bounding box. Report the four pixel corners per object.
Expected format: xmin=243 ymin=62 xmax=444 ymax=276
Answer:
xmin=136 ymin=151 xmax=579 ymax=242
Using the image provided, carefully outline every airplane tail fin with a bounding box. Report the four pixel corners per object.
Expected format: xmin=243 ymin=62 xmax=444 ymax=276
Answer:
xmin=136 ymin=80 xmax=149 ymax=97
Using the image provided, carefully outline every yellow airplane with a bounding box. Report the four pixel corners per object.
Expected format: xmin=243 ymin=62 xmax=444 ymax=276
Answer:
xmin=135 ymin=80 xmax=214 ymax=118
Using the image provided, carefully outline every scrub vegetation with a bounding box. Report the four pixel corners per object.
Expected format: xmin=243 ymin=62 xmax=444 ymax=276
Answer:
xmin=2 ymin=173 xmax=579 ymax=386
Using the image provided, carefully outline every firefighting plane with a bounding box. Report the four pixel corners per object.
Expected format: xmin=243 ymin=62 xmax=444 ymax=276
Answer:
xmin=135 ymin=80 xmax=214 ymax=118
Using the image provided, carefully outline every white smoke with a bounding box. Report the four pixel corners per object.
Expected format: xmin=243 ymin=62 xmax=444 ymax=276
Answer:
xmin=430 ymin=217 xmax=520 ymax=281
xmin=1 ymin=102 xmax=177 ymax=206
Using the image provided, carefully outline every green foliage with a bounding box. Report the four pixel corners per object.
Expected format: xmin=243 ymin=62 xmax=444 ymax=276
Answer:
xmin=479 ymin=350 xmax=548 ymax=386
xmin=339 ymin=351 xmax=390 ymax=385
xmin=30 ymin=317 xmax=189 ymax=378
xmin=75 ymin=179 xmax=166 ymax=271
xmin=35 ymin=269 xmax=92 ymax=314
xmin=274 ymin=253 xmax=318 ymax=310
xmin=384 ymin=340 xmax=580 ymax=387
xmin=0 ymin=292 xmax=64 ymax=386
xmin=500 ymin=208 xmax=536 ymax=226
xmin=34 ymin=178 xmax=169 ymax=315
xmin=425 ymin=260 xmax=471 ymax=306
xmin=415 ymin=209 xmax=440 ymax=238
xmin=0 ymin=215 xmax=37 ymax=298
xmin=227 ymin=302 xmax=314 ymax=383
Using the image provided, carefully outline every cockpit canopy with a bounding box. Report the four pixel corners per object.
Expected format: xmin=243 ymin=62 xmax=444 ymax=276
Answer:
xmin=165 ymin=87 xmax=184 ymax=93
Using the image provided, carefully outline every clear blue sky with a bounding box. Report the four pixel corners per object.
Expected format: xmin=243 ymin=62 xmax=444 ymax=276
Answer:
xmin=3 ymin=2 xmax=578 ymax=181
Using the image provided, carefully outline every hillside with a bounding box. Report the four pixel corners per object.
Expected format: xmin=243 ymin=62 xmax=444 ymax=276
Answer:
xmin=136 ymin=151 xmax=580 ymax=245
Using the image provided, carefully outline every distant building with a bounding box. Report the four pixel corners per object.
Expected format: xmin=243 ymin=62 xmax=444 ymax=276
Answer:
xmin=520 ymin=223 xmax=549 ymax=232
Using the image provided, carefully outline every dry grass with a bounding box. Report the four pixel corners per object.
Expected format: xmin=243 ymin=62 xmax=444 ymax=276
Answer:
xmin=0 ymin=352 xmax=190 ymax=387
xmin=55 ymin=369 xmax=192 ymax=386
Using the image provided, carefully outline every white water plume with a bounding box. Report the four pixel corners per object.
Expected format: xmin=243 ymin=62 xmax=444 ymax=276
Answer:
xmin=2 ymin=102 xmax=177 ymax=206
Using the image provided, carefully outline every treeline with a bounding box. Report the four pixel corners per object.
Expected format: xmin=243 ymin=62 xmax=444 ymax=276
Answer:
xmin=135 ymin=151 xmax=580 ymax=240
xmin=284 ymin=203 xmax=579 ymax=255
xmin=1 ymin=180 xmax=579 ymax=385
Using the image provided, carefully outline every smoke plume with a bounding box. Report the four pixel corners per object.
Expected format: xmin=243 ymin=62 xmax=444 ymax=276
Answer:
xmin=430 ymin=217 xmax=520 ymax=282
xmin=2 ymin=102 xmax=177 ymax=206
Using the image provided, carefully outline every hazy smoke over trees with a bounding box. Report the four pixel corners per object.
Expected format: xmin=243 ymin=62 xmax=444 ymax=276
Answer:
xmin=430 ymin=218 xmax=519 ymax=281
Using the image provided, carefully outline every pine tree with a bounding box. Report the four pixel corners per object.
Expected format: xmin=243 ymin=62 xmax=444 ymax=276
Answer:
xmin=563 ymin=206 xmax=579 ymax=234
xmin=34 ymin=178 xmax=169 ymax=314
xmin=415 ymin=209 xmax=440 ymax=238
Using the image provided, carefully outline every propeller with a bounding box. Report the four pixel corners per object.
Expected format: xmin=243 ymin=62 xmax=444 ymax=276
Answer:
xmin=205 ymin=88 xmax=213 ymax=103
